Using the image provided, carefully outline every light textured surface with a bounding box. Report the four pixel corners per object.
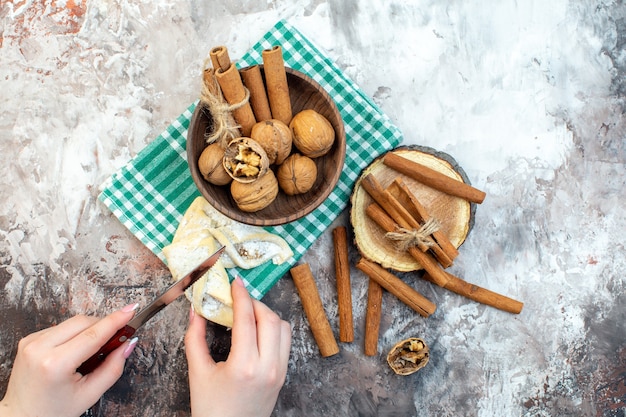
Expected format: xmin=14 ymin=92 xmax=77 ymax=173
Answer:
xmin=1 ymin=1 xmax=624 ymax=416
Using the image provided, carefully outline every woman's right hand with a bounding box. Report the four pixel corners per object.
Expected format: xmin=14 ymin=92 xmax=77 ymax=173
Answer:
xmin=0 ymin=304 xmax=139 ymax=417
xmin=184 ymin=277 xmax=291 ymax=417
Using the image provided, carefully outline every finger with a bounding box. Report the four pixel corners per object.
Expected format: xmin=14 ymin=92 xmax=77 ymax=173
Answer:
xmin=22 ymin=315 xmax=99 ymax=347
xmin=60 ymin=303 xmax=139 ymax=368
xmin=252 ymin=300 xmax=292 ymax=383
xmin=228 ymin=277 xmax=258 ymax=362
xmin=251 ymin=299 xmax=284 ymax=359
xmin=184 ymin=305 xmax=214 ymax=375
xmin=277 ymin=320 xmax=292 ymax=376
xmin=77 ymin=337 xmax=136 ymax=409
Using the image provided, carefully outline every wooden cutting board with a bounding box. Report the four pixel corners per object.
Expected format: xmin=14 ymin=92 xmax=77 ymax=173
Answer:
xmin=350 ymin=145 xmax=475 ymax=272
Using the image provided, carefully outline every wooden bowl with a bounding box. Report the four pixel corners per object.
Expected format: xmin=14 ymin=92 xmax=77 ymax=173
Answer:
xmin=187 ymin=66 xmax=346 ymax=226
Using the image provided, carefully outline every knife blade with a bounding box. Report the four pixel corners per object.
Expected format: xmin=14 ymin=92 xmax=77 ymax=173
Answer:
xmin=77 ymin=245 xmax=225 ymax=375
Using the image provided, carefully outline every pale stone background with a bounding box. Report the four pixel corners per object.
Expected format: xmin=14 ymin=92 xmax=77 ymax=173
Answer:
xmin=1 ymin=1 xmax=624 ymax=416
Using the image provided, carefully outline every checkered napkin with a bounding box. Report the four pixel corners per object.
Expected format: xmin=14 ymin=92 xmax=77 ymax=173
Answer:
xmin=98 ymin=20 xmax=403 ymax=299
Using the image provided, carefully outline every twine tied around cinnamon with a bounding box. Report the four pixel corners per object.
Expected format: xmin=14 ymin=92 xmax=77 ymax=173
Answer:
xmin=385 ymin=218 xmax=442 ymax=252
xmin=199 ymin=62 xmax=249 ymax=146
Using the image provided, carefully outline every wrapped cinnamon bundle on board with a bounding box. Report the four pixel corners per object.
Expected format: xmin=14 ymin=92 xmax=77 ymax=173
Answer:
xmin=361 ymin=173 xmax=523 ymax=314
xmin=351 ymin=147 xmax=472 ymax=272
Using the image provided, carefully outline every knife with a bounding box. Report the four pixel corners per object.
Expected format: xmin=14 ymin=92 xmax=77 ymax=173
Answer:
xmin=77 ymin=245 xmax=225 ymax=375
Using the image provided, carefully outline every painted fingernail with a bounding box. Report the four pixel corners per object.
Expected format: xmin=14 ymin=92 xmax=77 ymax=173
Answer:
xmin=123 ymin=337 xmax=139 ymax=359
xmin=234 ymin=276 xmax=245 ymax=287
xmin=189 ymin=304 xmax=195 ymax=323
xmin=121 ymin=303 xmax=140 ymax=313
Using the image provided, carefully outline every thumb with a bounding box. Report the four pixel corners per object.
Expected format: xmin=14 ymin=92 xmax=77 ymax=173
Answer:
xmin=184 ymin=306 xmax=215 ymax=374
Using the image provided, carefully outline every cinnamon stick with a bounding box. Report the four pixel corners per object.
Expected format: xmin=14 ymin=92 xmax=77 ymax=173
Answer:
xmin=215 ymin=63 xmax=257 ymax=136
xmin=423 ymin=270 xmax=524 ymax=314
xmin=387 ymin=178 xmax=458 ymax=265
xmin=210 ymin=46 xmax=231 ymax=72
xmin=290 ymin=263 xmax=339 ymax=357
xmin=364 ymin=278 xmax=383 ymax=356
xmin=262 ymin=45 xmax=292 ymax=125
xmin=202 ymin=68 xmax=222 ymax=98
xmin=332 ymin=226 xmax=354 ymax=343
xmin=365 ymin=203 xmax=523 ymax=314
xmin=240 ymin=65 xmax=272 ymax=122
xmin=383 ymin=152 xmax=486 ymax=204
xmin=356 ymin=257 xmax=436 ymax=318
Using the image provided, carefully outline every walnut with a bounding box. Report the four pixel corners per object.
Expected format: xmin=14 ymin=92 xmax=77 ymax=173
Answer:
xmin=276 ymin=153 xmax=317 ymax=195
xmin=223 ymin=137 xmax=269 ymax=183
xmin=250 ymin=119 xmax=292 ymax=165
xmin=289 ymin=109 xmax=335 ymax=158
xmin=230 ymin=169 xmax=279 ymax=212
xmin=386 ymin=337 xmax=429 ymax=376
xmin=198 ymin=143 xmax=232 ymax=186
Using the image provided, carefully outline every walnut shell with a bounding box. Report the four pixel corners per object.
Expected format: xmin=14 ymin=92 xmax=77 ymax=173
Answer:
xmin=276 ymin=153 xmax=317 ymax=195
xmin=250 ymin=119 xmax=292 ymax=165
xmin=289 ymin=109 xmax=335 ymax=158
xmin=386 ymin=337 xmax=430 ymax=376
xmin=223 ymin=137 xmax=269 ymax=183
xmin=230 ymin=169 xmax=279 ymax=212
xmin=198 ymin=143 xmax=232 ymax=186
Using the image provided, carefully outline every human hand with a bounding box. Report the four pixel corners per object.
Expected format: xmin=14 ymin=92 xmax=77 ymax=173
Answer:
xmin=0 ymin=304 xmax=139 ymax=417
xmin=185 ymin=277 xmax=291 ymax=417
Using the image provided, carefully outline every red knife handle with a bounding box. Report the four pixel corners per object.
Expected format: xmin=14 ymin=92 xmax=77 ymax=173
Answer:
xmin=77 ymin=325 xmax=136 ymax=375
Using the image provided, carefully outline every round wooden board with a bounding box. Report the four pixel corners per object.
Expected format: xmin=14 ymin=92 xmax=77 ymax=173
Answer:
xmin=350 ymin=146 xmax=475 ymax=272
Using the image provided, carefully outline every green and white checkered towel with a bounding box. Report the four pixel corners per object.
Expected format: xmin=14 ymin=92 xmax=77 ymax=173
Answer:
xmin=99 ymin=20 xmax=403 ymax=299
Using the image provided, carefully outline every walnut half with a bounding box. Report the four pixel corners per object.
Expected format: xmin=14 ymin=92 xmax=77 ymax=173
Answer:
xmin=386 ymin=337 xmax=429 ymax=376
xmin=223 ymin=137 xmax=269 ymax=183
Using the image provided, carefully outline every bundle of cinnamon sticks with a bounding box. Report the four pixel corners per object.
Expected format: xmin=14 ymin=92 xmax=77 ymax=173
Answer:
xmin=290 ymin=151 xmax=523 ymax=358
xmin=357 ymin=152 xmax=523 ymax=354
xmin=204 ymin=44 xmax=292 ymax=137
